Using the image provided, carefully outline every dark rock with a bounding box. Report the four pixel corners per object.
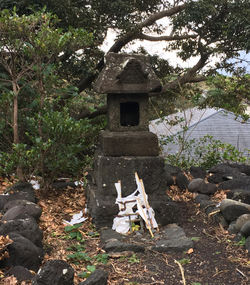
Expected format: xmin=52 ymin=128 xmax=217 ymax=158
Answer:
xmin=188 ymin=178 xmax=206 ymax=193
xmin=222 ymin=205 xmax=250 ymax=222
xmin=4 ymin=200 xmax=42 ymax=219
xmin=104 ymin=239 xmax=145 ymax=253
xmin=195 ymin=193 xmax=211 ymax=204
xmin=204 ymin=206 xmax=217 ymax=216
xmin=234 ymin=232 xmax=244 ymax=243
xmin=165 ymin=164 xmax=182 ymax=176
xmin=208 ymin=163 xmax=240 ymax=174
xmin=245 ymin=236 xmax=250 ymax=253
xmin=32 ymin=260 xmax=74 ymax=285
xmin=100 ymin=229 xmax=124 ymax=244
xmin=227 ymin=189 xmax=250 ymax=204
xmin=152 ymin=237 xmax=193 ymax=253
xmin=240 ymin=220 xmax=250 ymax=237
xmin=79 ymin=269 xmax=108 ymax=285
xmin=219 ymin=177 xmax=250 ymax=191
xmin=0 ymin=183 xmax=36 ymax=211
xmin=230 ymin=164 xmax=250 ymax=176
xmin=220 ymin=199 xmax=250 ymax=212
xmin=198 ymin=183 xmax=217 ymax=195
xmin=6 ymin=266 xmax=35 ymax=282
xmin=10 ymin=228 xmax=43 ymax=248
xmin=0 ymin=233 xmax=40 ymax=272
xmin=166 ymin=173 xmax=174 ymax=186
xmin=207 ymin=171 xmax=245 ymax=184
xmin=162 ymin=225 xmax=186 ymax=239
xmin=0 ymin=217 xmax=40 ymax=236
xmin=228 ymin=221 xmax=238 ymax=234
xmin=150 ymin=200 xmax=179 ymax=227
xmin=176 ymin=172 xmax=189 ymax=190
xmin=3 ymin=203 xmax=42 ymax=222
xmin=236 ymin=214 xmax=250 ymax=231
xmin=219 ymin=217 xmax=228 ymax=228
xmin=151 ymin=225 xmax=193 ymax=253
xmin=2 ymin=206 xmax=27 ymax=221
xmin=189 ymin=166 xmax=207 ymax=179
xmin=199 ymin=200 xmax=218 ymax=209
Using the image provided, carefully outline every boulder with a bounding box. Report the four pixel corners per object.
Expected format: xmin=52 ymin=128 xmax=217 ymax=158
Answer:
xmin=100 ymin=229 xmax=124 ymax=244
xmin=208 ymin=163 xmax=240 ymax=174
xmin=79 ymin=269 xmax=108 ymax=285
xmin=152 ymin=237 xmax=193 ymax=253
xmin=188 ymin=178 xmax=206 ymax=193
xmin=227 ymin=189 xmax=250 ymax=204
xmin=240 ymin=220 xmax=250 ymax=237
xmin=6 ymin=266 xmax=35 ymax=282
xmin=228 ymin=221 xmax=237 ymax=234
xmin=189 ymin=166 xmax=207 ymax=179
xmin=0 ymin=233 xmax=40 ymax=272
xmin=219 ymin=177 xmax=250 ymax=191
xmin=165 ymin=164 xmax=182 ymax=176
xmin=236 ymin=214 xmax=250 ymax=232
xmin=198 ymin=183 xmax=217 ymax=195
xmin=230 ymin=164 xmax=250 ymax=176
xmin=220 ymin=199 xmax=250 ymax=212
xmin=245 ymin=236 xmax=250 ymax=253
xmin=176 ymin=172 xmax=189 ymax=190
xmin=0 ymin=217 xmax=40 ymax=236
xmin=150 ymin=200 xmax=179 ymax=226
xmin=222 ymin=205 xmax=250 ymax=222
xmin=208 ymin=171 xmax=245 ymax=184
xmin=4 ymin=200 xmax=42 ymax=221
xmin=194 ymin=193 xmax=211 ymax=204
xmin=32 ymin=260 xmax=74 ymax=285
xmin=104 ymin=239 xmax=145 ymax=253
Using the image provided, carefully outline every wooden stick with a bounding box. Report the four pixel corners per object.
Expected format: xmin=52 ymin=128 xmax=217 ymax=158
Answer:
xmin=136 ymin=198 xmax=154 ymax=238
xmin=140 ymin=177 xmax=159 ymax=231
xmin=174 ymin=259 xmax=186 ymax=285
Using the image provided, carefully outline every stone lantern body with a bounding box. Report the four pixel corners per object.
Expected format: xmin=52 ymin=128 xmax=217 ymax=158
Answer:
xmin=85 ymin=53 xmax=178 ymax=229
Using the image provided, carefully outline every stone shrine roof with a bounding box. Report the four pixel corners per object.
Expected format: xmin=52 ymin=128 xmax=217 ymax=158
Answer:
xmin=94 ymin=52 xmax=162 ymax=94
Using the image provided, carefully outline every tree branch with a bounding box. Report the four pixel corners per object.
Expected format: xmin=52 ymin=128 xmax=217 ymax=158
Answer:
xmin=138 ymin=33 xmax=197 ymax=42
xmin=77 ymin=4 xmax=187 ymax=92
xmin=159 ymin=54 xmax=209 ymax=94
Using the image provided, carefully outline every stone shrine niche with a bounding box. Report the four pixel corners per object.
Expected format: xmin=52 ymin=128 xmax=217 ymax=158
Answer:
xmin=94 ymin=52 xmax=161 ymax=156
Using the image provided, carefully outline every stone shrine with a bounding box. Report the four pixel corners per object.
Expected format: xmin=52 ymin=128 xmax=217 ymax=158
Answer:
xmin=86 ymin=53 xmax=179 ymax=229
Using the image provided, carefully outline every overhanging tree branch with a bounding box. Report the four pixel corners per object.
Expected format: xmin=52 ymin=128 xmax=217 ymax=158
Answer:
xmin=138 ymin=33 xmax=197 ymax=42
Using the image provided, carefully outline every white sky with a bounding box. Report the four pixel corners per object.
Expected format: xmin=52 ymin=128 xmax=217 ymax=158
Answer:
xmin=100 ymin=28 xmax=250 ymax=74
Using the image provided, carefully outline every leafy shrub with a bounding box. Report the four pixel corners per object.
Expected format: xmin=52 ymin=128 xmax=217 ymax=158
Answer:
xmin=0 ymin=108 xmax=92 ymax=191
xmin=161 ymin=134 xmax=250 ymax=169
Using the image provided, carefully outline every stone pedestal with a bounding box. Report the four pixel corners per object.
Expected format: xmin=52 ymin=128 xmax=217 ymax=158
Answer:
xmin=85 ymin=150 xmax=179 ymax=229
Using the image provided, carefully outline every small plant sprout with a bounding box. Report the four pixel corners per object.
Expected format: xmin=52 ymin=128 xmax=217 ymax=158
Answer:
xmin=128 ymin=254 xmax=140 ymax=263
xmin=177 ymin=258 xmax=190 ymax=265
xmin=78 ymin=265 xmax=96 ymax=278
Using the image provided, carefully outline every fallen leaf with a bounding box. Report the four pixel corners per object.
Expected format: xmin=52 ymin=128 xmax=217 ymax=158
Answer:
xmin=187 ymin=248 xmax=193 ymax=254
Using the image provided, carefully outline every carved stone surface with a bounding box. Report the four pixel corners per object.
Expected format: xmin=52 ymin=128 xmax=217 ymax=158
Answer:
xmin=99 ymin=130 xmax=159 ymax=156
xmin=107 ymin=93 xmax=149 ymax=132
xmin=92 ymin=151 xmax=168 ymax=197
xmin=94 ymin=53 xmax=162 ymax=94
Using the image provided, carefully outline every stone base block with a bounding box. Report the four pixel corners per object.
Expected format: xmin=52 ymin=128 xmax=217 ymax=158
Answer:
xmin=92 ymin=151 xmax=168 ymax=197
xmin=99 ymin=130 xmax=159 ymax=156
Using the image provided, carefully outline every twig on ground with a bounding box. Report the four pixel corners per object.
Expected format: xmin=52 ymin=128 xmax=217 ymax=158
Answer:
xmin=213 ymin=269 xmax=229 ymax=277
xmin=208 ymin=209 xmax=220 ymax=217
xmin=236 ymin=268 xmax=248 ymax=280
xmin=174 ymin=259 xmax=186 ymax=285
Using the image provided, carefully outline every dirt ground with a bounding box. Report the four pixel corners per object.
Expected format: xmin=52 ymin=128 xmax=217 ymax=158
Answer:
xmin=1 ymin=178 xmax=250 ymax=285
